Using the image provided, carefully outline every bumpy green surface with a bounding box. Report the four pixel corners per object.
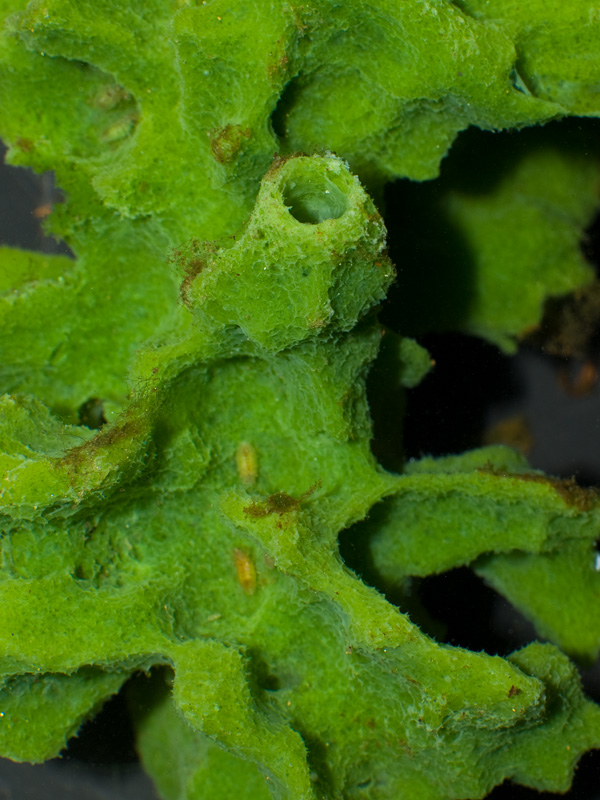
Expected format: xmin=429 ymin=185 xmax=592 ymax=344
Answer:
xmin=369 ymin=446 xmax=600 ymax=662
xmin=2 ymin=2 xmax=600 ymax=799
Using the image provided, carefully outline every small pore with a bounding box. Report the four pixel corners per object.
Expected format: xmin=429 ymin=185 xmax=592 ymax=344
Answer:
xmin=78 ymin=398 xmax=107 ymax=430
xmin=283 ymin=176 xmax=348 ymax=224
xmin=270 ymin=75 xmax=302 ymax=140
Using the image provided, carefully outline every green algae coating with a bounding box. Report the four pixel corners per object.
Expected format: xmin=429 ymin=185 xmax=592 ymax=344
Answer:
xmin=0 ymin=156 xmax=599 ymax=800
xmin=1 ymin=1 xmax=600 ymax=799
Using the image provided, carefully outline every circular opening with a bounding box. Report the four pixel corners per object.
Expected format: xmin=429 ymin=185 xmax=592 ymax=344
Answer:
xmin=283 ymin=175 xmax=349 ymax=224
xmin=78 ymin=397 xmax=107 ymax=429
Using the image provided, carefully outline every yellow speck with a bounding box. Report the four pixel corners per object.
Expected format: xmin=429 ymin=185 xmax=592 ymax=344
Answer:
xmin=236 ymin=441 xmax=258 ymax=485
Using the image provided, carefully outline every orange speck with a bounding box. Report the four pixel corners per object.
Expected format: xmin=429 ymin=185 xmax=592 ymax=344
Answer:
xmin=32 ymin=203 xmax=52 ymax=219
xmin=233 ymin=548 xmax=257 ymax=595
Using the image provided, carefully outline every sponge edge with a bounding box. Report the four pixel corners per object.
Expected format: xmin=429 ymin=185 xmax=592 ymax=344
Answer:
xmin=180 ymin=154 xmax=395 ymax=352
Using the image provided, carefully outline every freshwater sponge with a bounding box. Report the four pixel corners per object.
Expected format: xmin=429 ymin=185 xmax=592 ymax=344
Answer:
xmin=2 ymin=1 xmax=600 ymax=799
xmin=1 ymin=154 xmax=600 ymax=800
